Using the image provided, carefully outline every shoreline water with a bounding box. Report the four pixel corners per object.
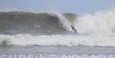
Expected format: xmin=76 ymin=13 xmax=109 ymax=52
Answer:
xmin=0 ymin=45 xmax=115 ymax=54
xmin=0 ymin=45 xmax=115 ymax=58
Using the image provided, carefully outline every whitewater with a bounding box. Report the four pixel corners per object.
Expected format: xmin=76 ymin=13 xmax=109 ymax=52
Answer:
xmin=0 ymin=8 xmax=115 ymax=47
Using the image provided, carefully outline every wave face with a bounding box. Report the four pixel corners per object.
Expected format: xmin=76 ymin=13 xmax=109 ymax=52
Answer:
xmin=0 ymin=12 xmax=71 ymax=35
xmin=0 ymin=9 xmax=115 ymax=47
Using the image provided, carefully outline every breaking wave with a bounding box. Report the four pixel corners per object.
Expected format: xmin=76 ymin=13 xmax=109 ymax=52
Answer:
xmin=0 ymin=9 xmax=115 ymax=47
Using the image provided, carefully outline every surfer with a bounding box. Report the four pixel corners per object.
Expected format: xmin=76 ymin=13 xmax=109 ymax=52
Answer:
xmin=71 ymin=25 xmax=77 ymax=34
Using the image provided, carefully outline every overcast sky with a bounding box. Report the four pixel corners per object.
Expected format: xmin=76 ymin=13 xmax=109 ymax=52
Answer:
xmin=0 ymin=0 xmax=115 ymax=14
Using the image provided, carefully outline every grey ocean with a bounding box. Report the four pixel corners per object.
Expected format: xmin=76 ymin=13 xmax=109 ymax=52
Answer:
xmin=0 ymin=11 xmax=115 ymax=58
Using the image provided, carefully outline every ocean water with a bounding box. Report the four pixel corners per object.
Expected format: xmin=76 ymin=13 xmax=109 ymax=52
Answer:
xmin=0 ymin=8 xmax=115 ymax=47
xmin=0 ymin=46 xmax=115 ymax=58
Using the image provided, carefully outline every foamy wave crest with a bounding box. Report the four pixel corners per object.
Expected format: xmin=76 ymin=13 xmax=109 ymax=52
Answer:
xmin=75 ymin=9 xmax=115 ymax=35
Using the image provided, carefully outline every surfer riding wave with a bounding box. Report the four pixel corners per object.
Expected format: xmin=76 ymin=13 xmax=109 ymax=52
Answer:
xmin=71 ymin=25 xmax=77 ymax=34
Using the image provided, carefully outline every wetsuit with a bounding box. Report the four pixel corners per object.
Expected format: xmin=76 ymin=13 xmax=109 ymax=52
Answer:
xmin=71 ymin=25 xmax=77 ymax=34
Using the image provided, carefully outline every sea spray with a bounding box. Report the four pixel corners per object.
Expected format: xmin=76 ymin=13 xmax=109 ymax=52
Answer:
xmin=75 ymin=10 xmax=115 ymax=35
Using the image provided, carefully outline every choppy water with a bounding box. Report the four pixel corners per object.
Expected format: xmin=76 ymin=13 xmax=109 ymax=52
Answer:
xmin=0 ymin=9 xmax=115 ymax=47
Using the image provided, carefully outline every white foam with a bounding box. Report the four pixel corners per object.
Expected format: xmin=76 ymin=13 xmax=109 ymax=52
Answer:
xmin=75 ymin=9 xmax=115 ymax=35
xmin=0 ymin=34 xmax=115 ymax=46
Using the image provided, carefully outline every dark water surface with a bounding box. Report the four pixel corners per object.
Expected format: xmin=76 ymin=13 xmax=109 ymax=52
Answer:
xmin=0 ymin=45 xmax=115 ymax=58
